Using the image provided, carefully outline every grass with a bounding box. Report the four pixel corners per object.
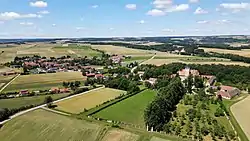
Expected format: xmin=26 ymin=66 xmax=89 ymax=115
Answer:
xmin=3 ymin=72 xmax=86 ymax=92
xmin=101 ymin=129 xmax=139 ymax=141
xmin=0 ymin=93 xmax=69 ymax=109
xmin=224 ymin=94 xmax=250 ymax=141
xmin=55 ymin=88 xmax=126 ymax=114
xmin=0 ymin=109 xmax=103 ymax=141
xmin=94 ymin=89 xmax=156 ymax=127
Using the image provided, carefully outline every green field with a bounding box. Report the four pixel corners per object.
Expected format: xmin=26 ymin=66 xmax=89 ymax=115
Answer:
xmin=0 ymin=93 xmax=69 ymax=109
xmin=94 ymin=89 xmax=157 ymax=127
xmin=3 ymin=72 xmax=86 ymax=92
xmin=0 ymin=109 xmax=103 ymax=141
xmin=56 ymin=88 xmax=126 ymax=114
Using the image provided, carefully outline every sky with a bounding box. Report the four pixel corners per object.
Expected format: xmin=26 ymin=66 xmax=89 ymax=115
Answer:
xmin=0 ymin=0 xmax=250 ymax=38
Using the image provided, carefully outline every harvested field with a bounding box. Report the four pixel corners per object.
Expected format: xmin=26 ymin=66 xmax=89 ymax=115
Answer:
xmin=3 ymin=72 xmax=86 ymax=92
xmin=56 ymin=88 xmax=126 ymax=113
xmin=0 ymin=109 xmax=103 ymax=141
xmin=200 ymin=47 xmax=250 ymax=58
xmin=231 ymin=95 xmax=250 ymax=140
xmin=151 ymin=137 xmax=170 ymax=141
xmin=0 ymin=93 xmax=69 ymax=109
xmin=94 ymin=90 xmax=156 ymax=127
xmin=101 ymin=129 xmax=139 ymax=141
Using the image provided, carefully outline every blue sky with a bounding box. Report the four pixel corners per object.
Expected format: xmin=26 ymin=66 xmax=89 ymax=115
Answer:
xmin=0 ymin=0 xmax=250 ymax=38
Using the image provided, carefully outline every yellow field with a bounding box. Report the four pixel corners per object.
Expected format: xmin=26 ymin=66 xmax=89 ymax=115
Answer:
xmin=3 ymin=72 xmax=86 ymax=92
xmin=231 ymin=95 xmax=250 ymax=140
xmin=101 ymin=129 xmax=139 ymax=141
xmin=200 ymin=47 xmax=250 ymax=57
xmin=91 ymin=45 xmax=155 ymax=56
xmin=56 ymin=88 xmax=126 ymax=113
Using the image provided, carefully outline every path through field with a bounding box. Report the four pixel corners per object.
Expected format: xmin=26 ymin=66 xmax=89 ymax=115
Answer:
xmin=0 ymin=74 xmax=20 ymax=93
xmin=131 ymin=55 xmax=155 ymax=73
xmin=231 ymin=95 xmax=250 ymax=140
xmin=0 ymin=86 xmax=104 ymax=125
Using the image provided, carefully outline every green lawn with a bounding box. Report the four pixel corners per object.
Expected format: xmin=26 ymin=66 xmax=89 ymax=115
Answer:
xmin=0 ymin=109 xmax=103 ymax=141
xmin=94 ymin=89 xmax=156 ymax=127
xmin=0 ymin=93 xmax=69 ymax=109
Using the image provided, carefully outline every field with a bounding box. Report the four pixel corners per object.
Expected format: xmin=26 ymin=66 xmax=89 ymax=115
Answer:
xmin=55 ymin=88 xmax=126 ymax=113
xmin=0 ymin=43 xmax=101 ymax=64
xmin=91 ymin=45 xmax=155 ymax=56
xmin=94 ymin=89 xmax=156 ymax=127
xmin=0 ymin=109 xmax=103 ymax=141
xmin=231 ymin=95 xmax=250 ymax=140
xmin=3 ymin=72 xmax=86 ymax=92
xmin=101 ymin=129 xmax=139 ymax=141
xmin=0 ymin=93 xmax=69 ymax=109
xmin=201 ymin=47 xmax=250 ymax=58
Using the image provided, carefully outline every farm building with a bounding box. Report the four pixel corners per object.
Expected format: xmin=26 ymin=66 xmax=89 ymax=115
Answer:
xmin=146 ymin=78 xmax=157 ymax=85
xmin=201 ymin=75 xmax=216 ymax=86
xmin=217 ymin=86 xmax=240 ymax=99
xmin=178 ymin=67 xmax=199 ymax=81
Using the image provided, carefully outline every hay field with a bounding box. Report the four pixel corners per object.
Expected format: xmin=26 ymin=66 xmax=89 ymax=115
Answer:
xmin=0 ymin=109 xmax=103 ymax=141
xmin=56 ymin=88 xmax=126 ymax=113
xmin=231 ymin=95 xmax=250 ymax=140
xmin=101 ymin=129 xmax=139 ymax=141
xmin=3 ymin=72 xmax=85 ymax=92
xmin=151 ymin=137 xmax=170 ymax=141
xmin=200 ymin=47 xmax=250 ymax=57
xmin=94 ymin=90 xmax=156 ymax=127
xmin=91 ymin=45 xmax=155 ymax=56
xmin=0 ymin=93 xmax=69 ymax=109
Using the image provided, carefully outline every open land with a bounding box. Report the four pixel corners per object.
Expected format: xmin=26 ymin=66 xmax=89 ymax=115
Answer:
xmin=94 ymin=89 xmax=156 ymax=127
xmin=0 ymin=93 xmax=69 ymax=109
xmin=0 ymin=109 xmax=103 ymax=141
xmin=231 ymin=95 xmax=250 ymax=140
xmin=200 ymin=47 xmax=250 ymax=58
xmin=3 ymin=72 xmax=86 ymax=92
xmin=56 ymin=88 xmax=126 ymax=113
xmin=101 ymin=129 xmax=139 ymax=141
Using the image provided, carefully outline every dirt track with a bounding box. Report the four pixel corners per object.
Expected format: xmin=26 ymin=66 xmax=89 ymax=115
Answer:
xmin=231 ymin=95 xmax=250 ymax=140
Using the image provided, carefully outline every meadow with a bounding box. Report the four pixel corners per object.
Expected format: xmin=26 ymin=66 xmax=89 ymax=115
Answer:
xmin=55 ymin=88 xmax=126 ymax=114
xmin=3 ymin=72 xmax=86 ymax=92
xmin=0 ymin=93 xmax=69 ymax=109
xmin=94 ymin=89 xmax=156 ymax=127
xmin=101 ymin=129 xmax=139 ymax=141
xmin=0 ymin=109 xmax=103 ymax=141
xmin=200 ymin=47 xmax=250 ymax=58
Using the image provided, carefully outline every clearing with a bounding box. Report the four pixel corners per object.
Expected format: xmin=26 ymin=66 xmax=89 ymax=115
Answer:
xmin=200 ymin=47 xmax=250 ymax=58
xmin=0 ymin=109 xmax=103 ymax=141
xmin=231 ymin=95 xmax=250 ymax=140
xmin=55 ymin=88 xmax=126 ymax=113
xmin=3 ymin=72 xmax=86 ymax=92
xmin=0 ymin=93 xmax=69 ymax=109
xmin=94 ymin=89 xmax=156 ymax=127
xmin=101 ymin=129 xmax=139 ymax=141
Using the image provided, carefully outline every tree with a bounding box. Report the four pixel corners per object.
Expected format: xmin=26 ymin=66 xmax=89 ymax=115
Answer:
xmin=145 ymin=81 xmax=153 ymax=89
xmin=214 ymin=107 xmax=224 ymax=117
xmin=74 ymin=81 xmax=81 ymax=87
xmin=63 ymin=82 xmax=69 ymax=88
xmin=186 ymin=75 xmax=193 ymax=93
xmin=44 ymin=96 xmax=53 ymax=108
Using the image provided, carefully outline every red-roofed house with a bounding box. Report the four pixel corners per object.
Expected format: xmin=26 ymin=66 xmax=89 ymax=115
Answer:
xmin=95 ymin=74 xmax=104 ymax=79
xmin=217 ymin=86 xmax=240 ymax=99
xmin=178 ymin=67 xmax=199 ymax=81
xmin=86 ymin=73 xmax=96 ymax=77
xmin=19 ymin=90 xmax=29 ymax=95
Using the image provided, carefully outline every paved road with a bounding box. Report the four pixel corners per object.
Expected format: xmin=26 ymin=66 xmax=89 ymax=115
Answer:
xmin=0 ymin=74 xmax=20 ymax=93
xmin=0 ymin=86 xmax=105 ymax=125
xmin=131 ymin=55 xmax=156 ymax=73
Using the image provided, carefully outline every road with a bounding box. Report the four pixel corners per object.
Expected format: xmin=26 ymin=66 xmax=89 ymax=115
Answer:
xmin=0 ymin=86 xmax=105 ymax=125
xmin=131 ymin=55 xmax=156 ymax=73
xmin=0 ymin=74 xmax=20 ymax=93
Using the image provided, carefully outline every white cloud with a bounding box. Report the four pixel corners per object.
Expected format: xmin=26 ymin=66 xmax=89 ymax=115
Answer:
xmin=38 ymin=10 xmax=49 ymax=14
xmin=109 ymin=28 xmax=114 ymax=30
xmin=162 ymin=28 xmax=174 ymax=32
xmin=125 ymin=4 xmax=137 ymax=10
xmin=139 ymin=20 xmax=145 ymax=24
xmin=30 ymin=1 xmax=48 ymax=8
xmin=52 ymin=24 xmax=56 ymax=26
xmin=216 ymin=19 xmax=230 ymax=24
xmin=220 ymin=3 xmax=250 ymax=11
xmin=20 ymin=22 xmax=34 ymax=26
xmin=0 ymin=12 xmax=42 ymax=21
xmin=189 ymin=0 xmax=199 ymax=3
xmin=92 ymin=5 xmax=99 ymax=8
xmin=194 ymin=7 xmax=208 ymax=14
xmin=152 ymin=0 xmax=172 ymax=9
xmin=147 ymin=9 xmax=165 ymax=16
xmin=166 ymin=4 xmax=189 ymax=12
xmin=197 ymin=20 xmax=209 ymax=24
xmin=76 ymin=27 xmax=86 ymax=31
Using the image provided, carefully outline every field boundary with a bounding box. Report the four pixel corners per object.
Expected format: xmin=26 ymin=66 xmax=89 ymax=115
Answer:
xmin=0 ymin=74 xmax=20 ymax=93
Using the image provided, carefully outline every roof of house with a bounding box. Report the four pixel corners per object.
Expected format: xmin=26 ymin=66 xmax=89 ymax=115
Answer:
xmin=95 ymin=74 xmax=104 ymax=77
xmin=217 ymin=86 xmax=240 ymax=98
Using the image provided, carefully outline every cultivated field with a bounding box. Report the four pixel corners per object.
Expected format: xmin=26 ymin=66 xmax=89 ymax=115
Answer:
xmin=200 ymin=47 xmax=250 ymax=58
xmin=94 ymin=89 xmax=156 ymax=127
xmin=101 ymin=129 xmax=139 ymax=141
xmin=56 ymin=88 xmax=126 ymax=113
xmin=231 ymin=95 xmax=250 ymax=140
xmin=151 ymin=137 xmax=170 ymax=141
xmin=0 ymin=93 xmax=69 ymax=109
xmin=0 ymin=109 xmax=103 ymax=141
xmin=91 ymin=45 xmax=155 ymax=56
xmin=3 ymin=72 xmax=86 ymax=92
